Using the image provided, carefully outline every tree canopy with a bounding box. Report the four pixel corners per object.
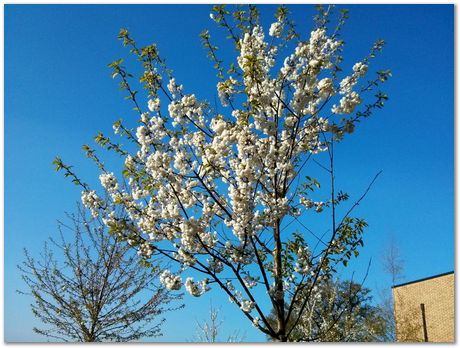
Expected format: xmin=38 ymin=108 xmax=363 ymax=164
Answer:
xmin=55 ymin=4 xmax=390 ymax=341
xmin=19 ymin=204 xmax=182 ymax=342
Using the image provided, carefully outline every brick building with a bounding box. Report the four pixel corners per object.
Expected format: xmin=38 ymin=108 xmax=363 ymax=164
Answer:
xmin=392 ymin=271 xmax=454 ymax=342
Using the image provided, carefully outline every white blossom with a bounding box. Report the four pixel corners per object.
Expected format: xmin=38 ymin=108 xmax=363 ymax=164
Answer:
xmin=217 ymin=76 xmax=238 ymax=107
xmin=240 ymin=300 xmax=255 ymax=313
xmin=99 ymin=172 xmax=118 ymax=194
xmin=353 ymin=62 xmax=368 ymax=77
xmin=269 ymin=21 xmax=283 ymax=38
xmin=318 ymin=78 xmax=334 ymax=98
xmin=184 ymin=277 xmax=209 ymax=297
xmin=167 ymin=78 xmax=183 ymax=98
xmin=81 ymin=190 xmax=103 ymax=217
xmin=160 ymin=270 xmax=182 ymax=290
xmin=332 ymin=91 xmax=361 ymax=114
xmin=148 ymin=98 xmax=160 ymax=112
xmin=315 ymin=201 xmax=325 ymax=213
xmin=137 ymin=241 xmax=153 ymax=258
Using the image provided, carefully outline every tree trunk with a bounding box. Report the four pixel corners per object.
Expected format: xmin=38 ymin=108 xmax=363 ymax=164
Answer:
xmin=273 ymin=218 xmax=287 ymax=341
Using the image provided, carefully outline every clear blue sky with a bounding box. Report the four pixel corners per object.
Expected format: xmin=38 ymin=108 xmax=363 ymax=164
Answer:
xmin=5 ymin=4 xmax=453 ymax=342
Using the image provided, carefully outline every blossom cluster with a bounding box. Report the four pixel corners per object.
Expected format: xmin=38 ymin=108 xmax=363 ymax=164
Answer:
xmin=81 ymin=190 xmax=103 ymax=218
xmin=185 ymin=277 xmax=209 ymax=297
xmin=160 ymin=270 xmax=182 ymax=290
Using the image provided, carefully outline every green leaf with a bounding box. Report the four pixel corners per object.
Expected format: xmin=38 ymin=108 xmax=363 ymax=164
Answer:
xmin=52 ymin=157 xmax=63 ymax=171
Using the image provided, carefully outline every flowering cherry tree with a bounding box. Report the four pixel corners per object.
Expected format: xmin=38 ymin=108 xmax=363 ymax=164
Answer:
xmin=54 ymin=5 xmax=390 ymax=342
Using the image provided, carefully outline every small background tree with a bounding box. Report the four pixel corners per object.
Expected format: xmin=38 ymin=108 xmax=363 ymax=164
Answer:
xmin=378 ymin=236 xmax=405 ymax=341
xmin=382 ymin=237 xmax=405 ymax=286
xmin=267 ymin=275 xmax=387 ymax=342
xmin=190 ymin=301 xmax=245 ymax=342
xmin=18 ymin=204 xmax=182 ymax=342
xmin=382 ymin=238 xmax=425 ymax=342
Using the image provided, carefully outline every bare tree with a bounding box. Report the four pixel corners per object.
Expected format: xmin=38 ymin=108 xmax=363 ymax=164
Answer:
xmin=382 ymin=236 xmax=404 ymax=285
xmin=378 ymin=236 xmax=405 ymax=341
xmin=18 ymin=204 xmax=182 ymax=342
xmin=191 ymin=302 xmax=245 ymax=342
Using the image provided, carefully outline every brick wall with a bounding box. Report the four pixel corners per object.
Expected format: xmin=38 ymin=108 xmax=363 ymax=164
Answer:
xmin=393 ymin=272 xmax=454 ymax=342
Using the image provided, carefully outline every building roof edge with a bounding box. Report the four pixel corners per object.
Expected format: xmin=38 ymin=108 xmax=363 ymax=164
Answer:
xmin=392 ymin=270 xmax=454 ymax=289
